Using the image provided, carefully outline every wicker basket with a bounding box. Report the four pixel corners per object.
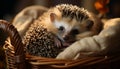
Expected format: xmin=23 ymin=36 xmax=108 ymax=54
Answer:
xmin=0 ymin=20 xmax=120 ymax=69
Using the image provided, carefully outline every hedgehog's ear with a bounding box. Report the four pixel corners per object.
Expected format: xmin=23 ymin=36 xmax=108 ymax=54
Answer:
xmin=50 ymin=13 xmax=57 ymax=22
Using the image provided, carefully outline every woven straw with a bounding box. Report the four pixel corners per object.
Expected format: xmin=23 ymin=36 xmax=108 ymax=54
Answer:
xmin=0 ymin=20 xmax=120 ymax=69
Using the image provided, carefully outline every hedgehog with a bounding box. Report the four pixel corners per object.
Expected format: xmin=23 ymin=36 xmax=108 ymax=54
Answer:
xmin=23 ymin=4 xmax=103 ymax=58
xmin=37 ymin=4 xmax=103 ymax=43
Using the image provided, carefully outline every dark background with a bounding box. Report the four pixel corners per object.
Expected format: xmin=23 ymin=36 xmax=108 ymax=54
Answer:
xmin=0 ymin=0 xmax=120 ymax=20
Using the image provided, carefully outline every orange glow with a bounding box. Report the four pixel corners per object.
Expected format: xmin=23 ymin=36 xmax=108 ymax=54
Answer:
xmin=95 ymin=0 xmax=109 ymax=14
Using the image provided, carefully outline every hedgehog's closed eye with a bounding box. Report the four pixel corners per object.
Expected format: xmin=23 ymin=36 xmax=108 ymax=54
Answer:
xmin=70 ymin=29 xmax=79 ymax=35
xmin=86 ymin=20 xmax=94 ymax=29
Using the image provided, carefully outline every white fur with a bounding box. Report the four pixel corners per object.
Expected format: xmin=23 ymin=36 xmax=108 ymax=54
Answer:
xmin=54 ymin=20 xmax=72 ymax=37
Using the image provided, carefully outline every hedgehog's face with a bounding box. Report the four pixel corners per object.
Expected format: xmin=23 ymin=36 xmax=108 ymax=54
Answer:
xmin=50 ymin=13 xmax=78 ymax=42
xmin=50 ymin=13 xmax=94 ymax=46
xmin=50 ymin=13 xmax=74 ymax=42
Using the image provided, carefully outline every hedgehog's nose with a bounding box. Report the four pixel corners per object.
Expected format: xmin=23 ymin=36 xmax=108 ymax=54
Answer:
xmin=63 ymin=35 xmax=71 ymax=41
xmin=63 ymin=36 xmax=68 ymax=41
xmin=63 ymin=34 xmax=76 ymax=43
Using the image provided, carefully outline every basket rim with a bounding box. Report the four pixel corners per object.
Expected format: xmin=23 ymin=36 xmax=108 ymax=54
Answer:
xmin=0 ymin=20 xmax=26 ymax=69
xmin=25 ymin=53 xmax=120 ymax=68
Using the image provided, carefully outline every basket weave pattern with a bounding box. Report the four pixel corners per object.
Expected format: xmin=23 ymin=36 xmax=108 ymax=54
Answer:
xmin=0 ymin=20 xmax=120 ymax=69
